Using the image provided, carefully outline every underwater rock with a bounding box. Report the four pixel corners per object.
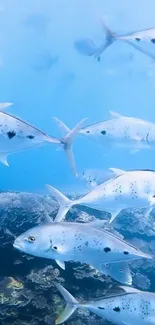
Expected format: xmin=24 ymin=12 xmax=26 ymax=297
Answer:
xmin=0 ymin=190 xmax=155 ymax=324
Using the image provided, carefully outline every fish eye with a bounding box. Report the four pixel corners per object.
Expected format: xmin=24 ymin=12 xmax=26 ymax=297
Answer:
xmin=28 ymin=236 xmax=35 ymax=243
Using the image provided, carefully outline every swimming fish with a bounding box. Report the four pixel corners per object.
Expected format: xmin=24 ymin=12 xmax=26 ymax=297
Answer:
xmin=47 ymin=168 xmax=155 ymax=224
xmin=75 ymin=19 xmax=155 ymax=61
xmin=13 ymin=221 xmax=152 ymax=285
xmin=0 ymin=108 xmax=86 ymax=175
xmin=54 ymin=282 xmax=155 ymax=325
xmin=53 ymin=111 xmax=155 ymax=154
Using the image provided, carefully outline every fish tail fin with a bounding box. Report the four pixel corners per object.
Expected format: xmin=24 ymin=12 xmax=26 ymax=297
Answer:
xmin=101 ymin=18 xmax=115 ymax=40
xmin=93 ymin=18 xmax=116 ymax=60
xmin=53 ymin=117 xmax=87 ymax=176
xmin=46 ymin=184 xmax=77 ymax=222
xmin=54 ymin=282 xmax=80 ymax=324
xmin=52 ymin=117 xmax=70 ymax=136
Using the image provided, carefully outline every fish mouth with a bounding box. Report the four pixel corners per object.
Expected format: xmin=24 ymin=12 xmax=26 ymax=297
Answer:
xmin=13 ymin=242 xmax=23 ymax=251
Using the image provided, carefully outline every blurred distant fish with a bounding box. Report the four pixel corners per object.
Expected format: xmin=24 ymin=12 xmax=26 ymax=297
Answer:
xmin=53 ymin=111 xmax=155 ymax=154
xmin=25 ymin=13 xmax=49 ymax=34
xmin=74 ymin=19 xmax=155 ymax=61
xmin=79 ymin=168 xmax=116 ymax=188
xmin=74 ymin=38 xmax=97 ymax=56
xmin=54 ymin=283 xmax=155 ymax=325
xmin=47 ymin=168 xmax=155 ymax=224
xmin=33 ymin=52 xmax=59 ymax=72
xmin=0 ymin=106 xmax=86 ymax=175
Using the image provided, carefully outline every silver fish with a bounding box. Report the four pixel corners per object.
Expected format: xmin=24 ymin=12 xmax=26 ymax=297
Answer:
xmin=0 ymin=107 xmax=86 ymax=175
xmin=54 ymin=282 xmax=155 ymax=325
xmin=13 ymin=221 xmax=152 ymax=285
xmin=47 ymin=168 xmax=155 ymax=224
xmin=53 ymin=111 xmax=155 ymax=154
xmin=75 ymin=19 xmax=155 ymax=61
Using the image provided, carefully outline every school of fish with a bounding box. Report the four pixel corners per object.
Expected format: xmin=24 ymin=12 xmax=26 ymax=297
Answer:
xmin=1 ymin=16 xmax=155 ymax=325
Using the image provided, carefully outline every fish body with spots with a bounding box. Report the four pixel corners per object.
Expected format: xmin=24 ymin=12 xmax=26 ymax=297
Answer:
xmin=47 ymin=169 xmax=155 ymax=224
xmin=0 ymin=111 xmax=86 ymax=174
xmin=0 ymin=111 xmax=60 ymax=166
xmin=77 ymin=169 xmax=155 ymax=211
xmin=54 ymin=283 xmax=155 ymax=325
xmin=79 ymin=111 xmax=155 ymax=152
xmin=13 ymin=221 xmax=152 ymax=285
xmin=0 ymin=111 xmax=59 ymax=151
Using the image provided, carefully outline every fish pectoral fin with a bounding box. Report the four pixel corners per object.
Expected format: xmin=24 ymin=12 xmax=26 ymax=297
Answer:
xmin=144 ymin=206 xmax=153 ymax=219
xmin=109 ymin=168 xmax=126 ymax=177
xmin=100 ymin=261 xmax=132 ymax=285
xmin=0 ymin=153 xmax=9 ymax=167
xmin=109 ymin=210 xmax=122 ymax=224
xmin=55 ymin=260 xmax=65 ymax=270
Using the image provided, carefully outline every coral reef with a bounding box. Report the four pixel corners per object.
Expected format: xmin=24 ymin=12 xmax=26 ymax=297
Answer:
xmin=0 ymin=191 xmax=155 ymax=324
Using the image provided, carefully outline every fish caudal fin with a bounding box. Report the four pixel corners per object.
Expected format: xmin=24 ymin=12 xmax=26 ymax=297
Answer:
xmin=53 ymin=118 xmax=87 ymax=176
xmin=52 ymin=117 xmax=70 ymax=136
xmin=93 ymin=19 xmax=116 ymax=60
xmin=46 ymin=184 xmax=76 ymax=222
xmin=54 ymin=282 xmax=79 ymax=324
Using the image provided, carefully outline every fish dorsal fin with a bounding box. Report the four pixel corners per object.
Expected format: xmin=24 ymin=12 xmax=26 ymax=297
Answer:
xmin=109 ymin=110 xmax=123 ymax=118
xmin=55 ymin=260 xmax=65 ymax=270
xmin=0 ymin=153 xmax=9 ymax=167
xmin=0 ymin=102 xmax=13 ymax=111
xmin=109 ymin=168 xmax=126 ymax=177
xmin=119 ymin=286 xmax=140 ymax=294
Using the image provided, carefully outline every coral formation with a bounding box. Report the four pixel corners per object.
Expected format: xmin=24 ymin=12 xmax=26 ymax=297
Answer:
xmin=0 ymin=191 xmax=154 ymax=324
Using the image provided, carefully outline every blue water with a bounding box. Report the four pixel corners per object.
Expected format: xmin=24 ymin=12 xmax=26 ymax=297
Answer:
xmin=0 ymin=0 xmax=155 ymax=193
xmin=1 ymin=1 xmax=155 ymax=325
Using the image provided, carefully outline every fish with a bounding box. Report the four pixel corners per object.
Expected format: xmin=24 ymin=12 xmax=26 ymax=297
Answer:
xmin=78 ymin=168 xmax=117 ymax=189
xmin=74 ymin=38 xmax=97 ymax=56
xmin=47 ymin=168 xmax=155 ymax=224
xmin=53 ymin=111 xmax=155 ymax=154
xmin=54 ymin=282 xmax=155 ymax=325
xmin=13 ymin=220 xmax=152 ymax=285
xmin=74 ymin=19 xmax=155 ymax=61
xmin=0 ymin=107 xmax=86 ymax=175
xmin=33 ymin=52 xmax=59 ymax=72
